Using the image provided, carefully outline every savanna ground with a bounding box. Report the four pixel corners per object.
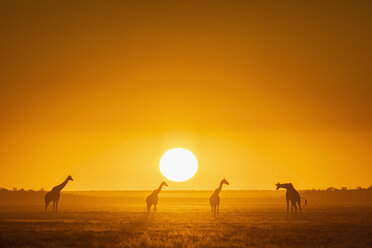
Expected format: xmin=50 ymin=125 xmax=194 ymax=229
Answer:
xmin=0 ymin=191 xmax=371 ymax=248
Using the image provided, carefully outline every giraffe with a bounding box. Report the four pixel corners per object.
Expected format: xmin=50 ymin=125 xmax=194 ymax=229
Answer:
xmin=210 ymin=178 xmax=229 ymax=217
xmin=146 ymin=181 xmax=168 ymax=213
xmin=45 ymin=175 xmax=73 ymax=212
xmin=276 ymin=182 xmax=307 ymax=218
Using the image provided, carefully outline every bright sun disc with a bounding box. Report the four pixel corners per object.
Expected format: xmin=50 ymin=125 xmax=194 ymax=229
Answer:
xmin=159 ymin=148 xmax=198 ymax=182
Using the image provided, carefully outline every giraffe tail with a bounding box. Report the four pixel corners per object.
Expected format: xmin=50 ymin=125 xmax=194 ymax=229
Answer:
xmin=301 ymin=198 xmax=307 ymax=207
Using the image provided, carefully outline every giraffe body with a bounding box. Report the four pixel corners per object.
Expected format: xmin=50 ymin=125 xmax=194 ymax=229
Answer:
xmin=45 ymin=176 xmax=73 ymax=212
xmin=210 ymin=178 xmax=229 ymax=217
xmin=146 ymin=181 xmax=168 ymax=213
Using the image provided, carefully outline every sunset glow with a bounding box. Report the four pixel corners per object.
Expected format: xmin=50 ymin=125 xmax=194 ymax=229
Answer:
xmin=0 ymin=0 xmax=371 ymax=191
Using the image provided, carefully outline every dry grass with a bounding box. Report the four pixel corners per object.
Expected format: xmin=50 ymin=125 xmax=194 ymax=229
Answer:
xmin=0 ymin=208 xmax=371 ymax=248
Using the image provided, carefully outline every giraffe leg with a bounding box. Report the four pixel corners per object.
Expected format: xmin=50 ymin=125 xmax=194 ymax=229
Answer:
xmin=298 ymin=201 xmax=302 ymax=217
xmin=45 ymin=200 xmax=49 ymax=212
xmin=52 ymin=201 xmax=56 ymax=212
xmin=217 ymin=203 xmax=220 ymax=216
xmin=286 ymin=200 xmax=289 ymax=218
xmin=291 ymin=201 xmax=294 ymax=219
xmin=293 ymin=201 xmax=297 ymax=218
xmin=55 ymin=199 xmax=59 ymax=213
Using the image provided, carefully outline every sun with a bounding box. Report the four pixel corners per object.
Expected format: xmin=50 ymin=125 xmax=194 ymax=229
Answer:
xmin=159 ymin=148 xmax=198 ymax=182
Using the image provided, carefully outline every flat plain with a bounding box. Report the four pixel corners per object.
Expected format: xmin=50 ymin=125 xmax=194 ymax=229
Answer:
xmin=0 ymin=190 xmax=371 ymax=248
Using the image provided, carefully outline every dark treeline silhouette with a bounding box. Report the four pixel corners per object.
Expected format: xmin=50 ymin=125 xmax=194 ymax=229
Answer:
xmin=301 ymin=186 xmax=372 ymax=207
xmin=0 ymin=188 xmax=45 ymax=204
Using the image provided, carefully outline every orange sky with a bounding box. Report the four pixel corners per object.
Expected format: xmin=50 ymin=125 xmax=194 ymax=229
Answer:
xmin=0 ymin=0 xmax=371 ymax=190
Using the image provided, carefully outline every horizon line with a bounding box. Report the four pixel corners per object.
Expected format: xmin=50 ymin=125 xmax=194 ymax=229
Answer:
xmin=2 ymin=187 xmax=371 ymax=192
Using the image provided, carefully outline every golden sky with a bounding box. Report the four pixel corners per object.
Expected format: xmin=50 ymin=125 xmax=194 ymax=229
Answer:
xmin=0 ymin=0 xmax=371 ymax=190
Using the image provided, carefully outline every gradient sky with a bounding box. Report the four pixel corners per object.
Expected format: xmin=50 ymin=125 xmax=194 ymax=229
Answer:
xmin=0 ymin=0 xmax=371 ymax=190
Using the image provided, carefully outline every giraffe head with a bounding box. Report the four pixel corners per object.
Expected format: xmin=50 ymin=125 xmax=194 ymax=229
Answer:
xmin=275 ymin=182 xmax=281 ymax=190
xmin=67 ymin=175 xmax=73 ymax=181
xmin=222 ymin=178 xmax=229 ymax=185
xmin=161 ymin=181 xmax=168 ymax=187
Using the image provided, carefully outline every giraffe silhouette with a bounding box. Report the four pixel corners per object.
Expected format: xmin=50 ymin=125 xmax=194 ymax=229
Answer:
xmin=210 ymin=178 xmax=229 ymax=217
xmin=45 ymin=175 xmax=73 ymax=212
xmin=276 ymin=182 xmax=307 ymax=218
xmin=146 ymin=181 xmax=168 ymax=213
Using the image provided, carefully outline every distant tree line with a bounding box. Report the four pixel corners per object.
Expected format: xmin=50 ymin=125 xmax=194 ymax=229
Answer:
xmin=0 ymin=187 xmax=45 ymax=192
xmin=1 ymin=186 xmax=372 ymax=193
xmin=317 ymin=186 xmax=372 ymax=191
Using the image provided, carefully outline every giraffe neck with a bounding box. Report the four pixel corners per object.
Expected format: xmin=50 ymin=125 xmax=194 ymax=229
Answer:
xmin=215 ymin=181 xmax=224 ymax=194
xmin=154 ymin=183 xmax=164 ymax=195
xmin=55 ymin=178 xmax=70 ymax=192
xmin=280 ymin=183 xmax=293 ymax=190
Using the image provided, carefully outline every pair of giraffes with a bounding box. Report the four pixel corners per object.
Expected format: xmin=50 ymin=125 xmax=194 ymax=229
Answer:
xmin=44 ymin=176 xmax=306 ymax=218
xmin=145 ymin=178 xmax=230 ymax=217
